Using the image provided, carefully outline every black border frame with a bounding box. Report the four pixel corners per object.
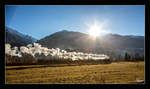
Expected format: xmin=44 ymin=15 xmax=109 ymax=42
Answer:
xmin=0 ymin=0 xmax=150 ymax=88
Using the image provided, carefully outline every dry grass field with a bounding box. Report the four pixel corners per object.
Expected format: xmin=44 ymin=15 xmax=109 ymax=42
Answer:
xmin=6 ymin=61 xmax=144 ymax=84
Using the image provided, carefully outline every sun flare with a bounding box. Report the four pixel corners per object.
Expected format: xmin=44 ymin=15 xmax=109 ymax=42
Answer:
xmin=87 ymin=20 xmax=109 ymax=38
xmin=88 ymin=24 xmax=100 ymax=38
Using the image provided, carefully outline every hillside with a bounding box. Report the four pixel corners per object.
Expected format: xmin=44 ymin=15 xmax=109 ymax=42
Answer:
xmin=37 ymin=30 xmax=144 ymax=55
xmin=5 ymin=27 xmax=37 ymax=47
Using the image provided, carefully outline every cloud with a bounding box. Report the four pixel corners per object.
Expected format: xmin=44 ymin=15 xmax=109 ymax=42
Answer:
xmin=5 ymin=43 xmax=110 ymax=61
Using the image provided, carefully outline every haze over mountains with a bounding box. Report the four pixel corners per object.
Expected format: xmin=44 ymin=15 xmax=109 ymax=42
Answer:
xmin=37 ymin=30 xmax=144 ymax=49
xmin=6 ymin=27 xmax=144 ymax=57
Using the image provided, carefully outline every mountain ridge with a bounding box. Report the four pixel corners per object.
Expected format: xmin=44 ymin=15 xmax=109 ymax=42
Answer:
xmin=5 ymin=27 xmax=144 ymax=56
xmin=37 ymin=30 xmax=144 ymax=56
xmin=5 ymin=27 xmax=37 ymax=47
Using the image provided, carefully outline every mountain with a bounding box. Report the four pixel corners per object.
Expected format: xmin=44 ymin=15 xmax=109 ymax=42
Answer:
xmin=99 ymin=33 xmax=144 ymax=49
xmin=37 ymin=30 xmax=96 ymax=51
xmin=5 ymin=27 xmax=37 ymax=47
xmin=37 ymin=30 xmax=144 ymax=56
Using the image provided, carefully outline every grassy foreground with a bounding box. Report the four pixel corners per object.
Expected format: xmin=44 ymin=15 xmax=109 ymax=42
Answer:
xmin=6 ymin=61 xmax=144 ymax=84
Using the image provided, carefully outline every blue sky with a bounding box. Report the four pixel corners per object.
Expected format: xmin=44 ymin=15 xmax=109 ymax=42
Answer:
xmin=5 ymin=5 xmax=145 ymax=40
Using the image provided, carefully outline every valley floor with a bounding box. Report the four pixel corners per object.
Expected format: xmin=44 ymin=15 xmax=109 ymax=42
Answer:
xmin=6 ymin=61 xmax=144 ymax=84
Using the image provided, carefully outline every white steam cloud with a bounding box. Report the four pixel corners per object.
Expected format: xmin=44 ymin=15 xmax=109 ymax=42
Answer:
xmin=5 ymin=43 xmax=110 ymax=61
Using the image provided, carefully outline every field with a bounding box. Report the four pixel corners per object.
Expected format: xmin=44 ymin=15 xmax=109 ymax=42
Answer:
xmin=6 ymin=61 xmax=144 ymax=84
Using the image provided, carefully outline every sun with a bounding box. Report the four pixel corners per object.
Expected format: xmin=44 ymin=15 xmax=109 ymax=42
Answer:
xmin=87 ymin=20 xmax=110 ymax=38
xmin=88 ymin=24 xmax=100 ymax=38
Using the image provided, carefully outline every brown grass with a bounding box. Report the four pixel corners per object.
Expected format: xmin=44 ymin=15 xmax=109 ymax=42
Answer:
xmin=6 ymin=61 xmax=144 ymax=84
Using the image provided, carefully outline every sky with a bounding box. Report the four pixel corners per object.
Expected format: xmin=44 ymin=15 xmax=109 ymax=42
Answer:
xmin=5 ymin=5 xmax=145 ymax=40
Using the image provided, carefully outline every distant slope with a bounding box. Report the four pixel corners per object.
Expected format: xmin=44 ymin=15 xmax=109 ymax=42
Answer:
xmin=100 ymin=34 xmax=144 ymax=49
xmin=37 ymin=30 xmax=97 ymax=52
xmin=5 ymin=27 xmax=37 ymax=47
xmin=37 ymin=30 xmax=144 ymax=55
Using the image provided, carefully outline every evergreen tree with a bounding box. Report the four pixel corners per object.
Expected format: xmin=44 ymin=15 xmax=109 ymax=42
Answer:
xmin=124 ymin=52 xmax=131 ymax=61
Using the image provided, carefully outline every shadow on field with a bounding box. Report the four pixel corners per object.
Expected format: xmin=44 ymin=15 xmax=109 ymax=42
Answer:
xmin=6 ymin=62 xmax=112 ymax=70
xmin=6 ymin=60 xmax=112 ymax=70
xmin=6 ymin=64 xmax=79 ymax=70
